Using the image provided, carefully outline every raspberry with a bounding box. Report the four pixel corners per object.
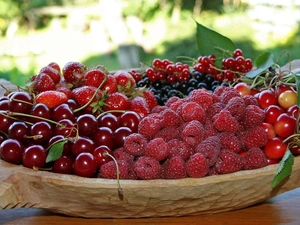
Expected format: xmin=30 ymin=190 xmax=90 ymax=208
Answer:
xmin=144 ymin=138 xmax=169 ymax=161
xmin=186 ymin=153 xmax=209 ymax=178
xmin=179 ymin=102 xmax=206 ymax=124
xmin=214 ymin=149 xmax=244 ymax=174
xmin=160 ymin=108 xmax=181 ymax=127
xmin=167 ymin=139 xmax=192 ymax=161
xmin=151 ymin=105 xmax=168 ymax=113
xmin=195 ymin=135 xmax=221 ymax=166
xmin=220 ymin=87 xmax=240 ymax=104
xmin=243 ymin=147 xmax=268 ymax=170
xmin=99 ymin=160 xmax=129 ymax=179
xmin=211 ymin=93 xmax=221 ymax=103
xmin=203 ymin=119 xmax=219 ymax=139
xmin=163 ymin=156 xmax=187 ymax=179
xmin=219 ymin=132 xmax=242 ymax=153
xmin=206 ymin=102 xmax=226 ymax=120
xmin=165 ymin=96 xmax=180 ymax=108
xmin=153 ymin=126 xmax=181 ymax=142
xmin=168 ymin=98 xmax=185 ymax=112
xmin=242 ymin=105 xmax=265 ymax=128
xmin=243 ymin=95 xmax=259 ymax=106
xmin=114 ymin=147 xmax=134 ymax=163
xmin=188 ymin=89 xmax=213 ymax=111
xmin=213 ymin=109 xmax=239 ymax=133
xmin=138 ymin=116 xmax=161 ymax=140
xmin=240 ymin=126 xmax=269 ymax=150
xmin=124 ymin=133 xmax=148 ymax=156
xmin=134 ymin=156 xmax=161 ymax=180
xmin=180 ymin=120 xmax=204 ymax=147
xmin=225 ymin=96 xmax=246 ymax=121
xmin=214 ymin=85 xmax=228 ymax=96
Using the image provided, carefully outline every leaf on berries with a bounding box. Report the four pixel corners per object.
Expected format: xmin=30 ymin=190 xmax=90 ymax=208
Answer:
xmin=246 ymin=52 xmax=274 ymax=79
xmin=46 ymin=140 xmax=66 ymax=163
xmin=271 ymin=149 xmax=294 ymax=189
xmin=196 ymin=22 xmax=236 ymax=67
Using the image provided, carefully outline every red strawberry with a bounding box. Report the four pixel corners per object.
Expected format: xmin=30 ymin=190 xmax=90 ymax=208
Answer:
xmin=48 ymin=62 xmax=61 ymax=73
xmin=127 ymin=96 xmax=150 ymax=118
xmin=101 ymin=75 xmax=117 ymax=94
xmin=36 ymin=90 xmax=68 ymax=109
xmin=71 ymin=85 xmax=103 ymax=112
xmin=114 ymin=70 xmax=136 ymax=95
xmin=62 ymin=61 xmax=86 ymax=86
xmin=84 ymin=69 xmax=106 ymax=87
xmin=56 ymin=86 xmax=72 ymax=99
xmin=39 ymin=65 xmax=61 ymax=84
xmin=143 ymin=90 xmax=158 ymax=110
xmin=103 ymin=92 xmax=130 ymax=111
xmin=33 ymin=73 xmax=56 ymax=93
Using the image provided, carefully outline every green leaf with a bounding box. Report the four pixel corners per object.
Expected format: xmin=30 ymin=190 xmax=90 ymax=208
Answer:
xmin=271 ymin=149 xmax=294 ymax=189
xmin=246 ymin=52 xmax=275 ymax=79
xmin=196 ymin=22 xmax=236 ymax=67
xmin=294 ymin=73 xmax=300 ymax=106
xmin=46 ymin=140 xmax=66 ymax=163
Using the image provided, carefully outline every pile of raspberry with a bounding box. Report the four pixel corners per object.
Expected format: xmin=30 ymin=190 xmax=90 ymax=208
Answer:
xmin=99 ymin=86 xmax=269 ymax=180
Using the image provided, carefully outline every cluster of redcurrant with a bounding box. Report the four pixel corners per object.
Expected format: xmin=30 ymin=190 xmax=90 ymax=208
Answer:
xmin=144 ymin=58 xmax=190 ymax=83
xmin=193 ymin=49 xmax=253 ymax=82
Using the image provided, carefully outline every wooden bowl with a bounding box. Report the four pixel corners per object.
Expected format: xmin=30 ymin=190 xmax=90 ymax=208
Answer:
xmin=1 ymin=157 xmax=300 ymax=218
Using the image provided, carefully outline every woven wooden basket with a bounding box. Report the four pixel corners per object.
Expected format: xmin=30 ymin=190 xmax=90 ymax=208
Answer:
xmin=1 ymin=157 xmax=300 ymax=218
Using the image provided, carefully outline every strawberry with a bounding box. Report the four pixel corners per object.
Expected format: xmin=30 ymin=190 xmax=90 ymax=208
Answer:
xmin=127 ymin=96 xmax=150 ymax=118
xmin=101 ymin=75 xmax=117 ymax=94
xmin=48 ymin=62 xmax=61 ymax=73
xmin=36 ymin=90 xmax=68 ymax=109
xmin=84 ymin=69 xmax=106 ymax=87
xmin=62 ymin=61 xmax=86 ymax=87
xmin=33 ymin=73 xmax=56 ymax=93
xmin=71 ymin=85 xmax=103 ymax=113
xmin=142 ymin=89 xmax=158 ymax=110
xmin=103 ymin=92 xmax=130 ymax=111
xmin=114 ymin=70 xmax=136 ymax=96
xmin=39 ymin=65 xmax=61 ymax=84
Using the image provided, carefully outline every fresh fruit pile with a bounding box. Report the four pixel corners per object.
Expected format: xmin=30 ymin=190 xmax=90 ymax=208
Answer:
xmin=0 ymin=51 xmax=299 ymax=182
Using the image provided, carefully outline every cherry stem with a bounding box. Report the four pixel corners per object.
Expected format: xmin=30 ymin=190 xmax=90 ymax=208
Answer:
xmin=103 ymin=151 xmax=124 ymax=200
xmin=10 ymin=98 xmax=34 ymax=106
xmin=96 ymin=110 xmax=126 ymax=120
xmin=73 ymin=76 xmax=108 ymax=113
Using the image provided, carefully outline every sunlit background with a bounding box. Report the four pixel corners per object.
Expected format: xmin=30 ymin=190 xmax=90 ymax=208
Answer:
xmin=0 ymin=0 xmax=300 ymax=86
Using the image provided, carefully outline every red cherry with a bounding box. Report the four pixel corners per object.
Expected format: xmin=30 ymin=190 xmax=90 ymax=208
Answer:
xmin=264 ymin=105 xmax=284 ymax=125
xmin=73 ymin=152 xmax=97 ymax=177
xmin=264 ymin=137 xmax=287 ymax=160
xmin=76 ymin=114 xmax=98 ymax=137
xmin=258 ymin=89 xmax=277 ymax=109
xmin=71 ymin=136 xmax=95 ymax=157
xmin=287 ymin=105 xmax=299 ymax=118
xmin=30 ymin=121 xmax=53 ymax=144
xmin=261 ymin=122 xmax=276 ymax=139
xmin=23 ymin=145 xmax=47 ymax=168
xmin=113 ymin=127 xmax=132 ymax=149
xmin=9 ymin=92 xmax=33 ymax=114
xmin=30 ymin=103 xmax=52 ymax=123
xmin=0 ymin=139 xmax=24 ymax=164
xmin=52 ymin=155 xmax=74 ymax=174
xmin=234 ymin=82 xmax=251 ymax=97
xmin=274 ymin=113 xmax=296 ymax=138
xmin=118 ymin=111 xmax=141 ymax=133
xmin=97 ymin=113 xmax=119 ymax=132
xmin=92 ymin=127 xmax=114 ymax=150
xmin=93 ymin=145 xmax=113 ymax=167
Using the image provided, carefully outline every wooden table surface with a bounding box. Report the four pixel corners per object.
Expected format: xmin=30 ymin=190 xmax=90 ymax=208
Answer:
xmin=0 ymin=187 xmax=299 ymax=225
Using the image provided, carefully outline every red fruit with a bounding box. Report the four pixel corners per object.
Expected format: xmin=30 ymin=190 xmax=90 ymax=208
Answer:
xmin=123 ymin=133 xmax=148 ymax=156
xmin=160 ymin=108 xmax=182 ymax=127
xmin=261 ymin=122 xmax=276 ymax=139
xmin=264 ymin=137 xmax=287 ymax=160
xmin=99 ymin=159 xmax=129 ymax=179
xmin=224 ymin=96 xmax=245 ymax=121
xmin=56 ymin=86 xmax=72 ymax=99
xmin=215 ymin=149 xmax=244 ymax=174
xmin=93 ymin=145 xmax=113 ymax=167
xmin=133 ymin=156 xmax=161 ymax=180
xmin=234 ymin=82 xmax=251 ymax=97
xmin=127 ymin=96 xmax=150 ymax=118
xmin=103 ymin=92 xmax=130 ymax=111
xmin=114 ymin=70 xmax=136 ymax=95
xmin=73 ymin=152 xmax=97 ymax=177
xmin=138 ymin=115 xmax=161 ymax=140
xmin=278 ymin=90 xmax=297 ymax=110
xmin=62 ymin=61 xmax=86 ymax=86
xmin=84 ymin=69 xmax=106 ymax=87
xmin=118 ymin=111 xmax=140 ymax=133
xmin=142 ymin=89 xmax=158 ymax=110
xmin=101 ymin=75 xmax=117 ymax=94
xmin=241 ymin=126 xmax=269 ymax=150
xmin=264 ymin=105 xmax=284 ymax=125
xmin=36 ymin=90 xmax=68 ymax=109
xmin=186 ymin=153 xmax=209 ymax=178
xmin=213 ymin=109 xmax=239 ymax=133
xmin=180 ymin=101 xmax=205 ymax=123
xmin=195 ymin=135 xmax=221 ymax=166
xmin=243 ymin=147 xmax=268 ymax=170
xmin=33 ymin=73 xmax=56 ymax=93
xmin=242 ymin=104 xmax=265 ymax=128
xmin=39 ymin=65 xmax=61 ymax=84
xmin=276 ymin=84 xmax=292 ymax=97
xmin=113 ymin=127 xmax=132 ymax=149
xmin=48 ymin=62 xmax=61 ymax=73
xmin=163 ymin=156 xmax=187 ymax=179
xmin=220 ymin=87 xmax=240 ymax=104
xmin=0 ymin=139 xmax=24 ymax=164
xmin=52 ymin=155 xmax=73 ymax=174
xmin=144 ymin=138 xmax=169 ymax=161
xmin=23 ymin=145 xmax=47 ymax=169
xmin=71 ymin=85 xmax=103 ymax=112
xmin=189 ymin=89 xmax=214 ymax=110
xmin=180 ymin=120 xmax=204 ymax=147
xmin=258 ymin=89 xmax=277 ymax=109
xmin=287 ymin=105 xmax=299 ymax=118
xmin=274 ymin=113 xmax=296 ymax=138
xmin=219 ymin=132 xmax=242 ymax=153
xmin=167 ymin=139 xmax=191 ymax=161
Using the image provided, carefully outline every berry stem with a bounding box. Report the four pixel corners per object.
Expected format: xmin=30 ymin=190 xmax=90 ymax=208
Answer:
xmin=103 ymin=151 xmax=124 ymax=200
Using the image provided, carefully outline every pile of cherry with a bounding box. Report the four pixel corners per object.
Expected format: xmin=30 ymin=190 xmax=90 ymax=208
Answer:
xmin=0 ymin=51 xmax=299 ymax=180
